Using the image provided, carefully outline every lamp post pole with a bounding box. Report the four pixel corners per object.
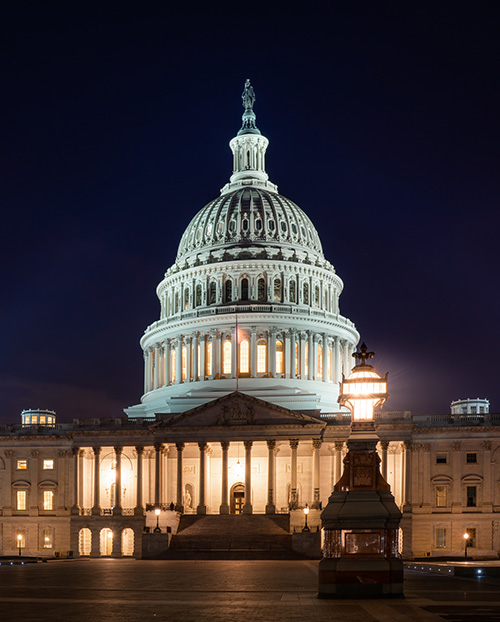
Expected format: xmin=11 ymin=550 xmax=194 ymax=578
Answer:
xmin=154 ymin=507 xmax=161 ymax=533
xmin=17 ymin=534 xmax=22 ymax=557
xmin=464 ymin=533 xmax=469 ymax=559
xmin=303 ymin=504 xmax=310 ymax=532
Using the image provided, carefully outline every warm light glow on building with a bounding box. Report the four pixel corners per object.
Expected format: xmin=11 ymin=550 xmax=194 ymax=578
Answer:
xmin=239 ymin=340 xmax=249 ymax=374
xmin=16 ymin=490 xmax=27 ymax=511
xmin=223 ymin=340 xmax=232 ymax=375
xmin=43 ymin=490 xmax=53 ymax=511
xmin=206 ymin=341 xmax=213 ymax=376
xmin=276 ymin=340 xmax=283 ymax=374
xmin=257 ymin=341 xmax=266 ymax=373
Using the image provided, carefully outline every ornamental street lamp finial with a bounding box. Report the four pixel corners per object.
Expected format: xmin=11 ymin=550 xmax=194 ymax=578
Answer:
xmin=353 ymin=342 xmax=375 ymax=367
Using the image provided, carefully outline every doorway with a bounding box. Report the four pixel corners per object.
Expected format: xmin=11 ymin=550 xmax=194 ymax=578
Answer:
xmin=230 ymin=483 xmax=245 ymax=514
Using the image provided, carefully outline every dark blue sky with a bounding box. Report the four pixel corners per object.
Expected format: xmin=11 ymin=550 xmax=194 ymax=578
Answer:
xmin=1 ymin=2 xmax=499 ymax=423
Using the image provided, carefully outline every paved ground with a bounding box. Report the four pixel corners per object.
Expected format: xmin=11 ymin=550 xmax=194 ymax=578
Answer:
xmin=1 ymin=559 xmax=500 ymax=621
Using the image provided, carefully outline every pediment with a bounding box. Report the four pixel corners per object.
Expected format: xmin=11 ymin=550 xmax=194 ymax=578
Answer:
xmin=153 ymin=391 xmax=324 ymax=430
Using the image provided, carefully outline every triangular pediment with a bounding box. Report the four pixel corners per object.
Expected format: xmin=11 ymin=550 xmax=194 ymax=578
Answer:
xmin=153 ymin=391 xmax=325 ymax=429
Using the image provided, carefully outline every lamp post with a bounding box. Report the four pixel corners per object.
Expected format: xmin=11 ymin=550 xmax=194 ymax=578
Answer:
xmin=17 ymin=534 xmax=22 ymax=557
xmin=302 ymin=504 xmax=310 ymax=532
xmin=154 ymin=507 xmax=161 ymax=533
xmin=464 ymin=533 xmax=469 ymax=559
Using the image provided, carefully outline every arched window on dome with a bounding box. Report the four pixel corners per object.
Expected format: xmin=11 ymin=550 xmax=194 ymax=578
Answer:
xmin=317 ymin=345 xmax=323 ymax=380
xmin=184 ymin=288 xmax=190 ymax=311
xmin=222 ymin=340 xmax=232 ymax=375
xmin=181 ymin=346 xmax=187 ymax=381
xmin=328 ymin=347 xmax=333 ymax=382
xmin=258 ymin=278 xmax=266 ymax=302
xmin=257 ymin=340 xmax=267 ymax=374
xmin=241 ymin=278 xmax=249 ymax=301
xmin=274 ymin=279 xmax=282 ymax=303
xmin=209 ymin=282 xmax=216 ymax=305
xmin=170 ymin=350 xmax=176 ymax=383
xmin=314 ymin=286 xmax=320 ymax=308
xmin=304 ymin=343 xmax=309 ymax=378
xmin=206 ymin=341 xmax=213 ymax=376
xmin=195 ymin=284 xmax=202 ymax=308
xmin=225 ymin=280 xmax=232 ymax=303
xmin=239 ymin=340 xmax=249 ymax=374
xmin=289 ymin=280 xmax=296 ymax=303
xmin=276 ymin=340 xmax=284 ymax=374
xmin=303 ymin=282 xmax=309 ymax=305
xmin=295 ymin=342 xmax=299 ymax=376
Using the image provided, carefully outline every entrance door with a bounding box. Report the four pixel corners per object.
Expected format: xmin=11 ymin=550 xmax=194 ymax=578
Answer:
xmin=230 ymin=483 xmax=245 ymax=514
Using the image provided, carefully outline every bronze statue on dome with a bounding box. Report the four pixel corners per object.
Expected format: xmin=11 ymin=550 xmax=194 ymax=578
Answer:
xmin=242 ymin=79 xmax=256 ymax=110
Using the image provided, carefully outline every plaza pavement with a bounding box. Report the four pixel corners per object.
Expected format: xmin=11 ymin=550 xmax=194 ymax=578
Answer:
xmin=1 ymin=559 xmax=500 ymax=621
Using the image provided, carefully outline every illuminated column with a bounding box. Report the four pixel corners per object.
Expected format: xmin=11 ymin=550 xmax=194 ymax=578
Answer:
xmin=92 ymin=446 xmax=101 ymax=516
xmin=243 ymin=440 xmax=253 ymax=514
xmin=135 ymin=446 xmax=144 ymax=515
xmin=193 ymin=332 xmax=199 ymax=381
xmin=380 ymin=441 xmax=389 ymax=480
xmin=422 ymin=444 xmax=431 ymax=506
xmin=78 ymin=449 xmax=84 ymax=512
xmin=175 ymin=336 xmax=182 ymax=384
xmin=197 ymin=442 xmax=207 ymax=514
xmin=402 ymin=441 xmax=412 ymax=510
xmin=250 ymin=327 xmax=257 ymax=377
xmin=308 ymin=332 xmax=313 ymax=380
xmin=143 ymin=351 xmax=148 ymax=393
xmin=322 ymin=334 xmax=328 ymax=382
xmin=71 ymin=447 xmax=80 ymax=514
xmin=176 ymin=442 xmax=185 ymax=512
xmin=30 ymin=450 xmax=39 ymax=513
xmin=334 ymin=338 xmax=341 ymax=384
xmin=312 ymin=439 xmax=322 ymax=509
xmin=164 ymin=340 xmax=171 ymax=386
xmin=185 ymin=336 xmax=191 ymax=382
xmin=154 ymin=443 xmax=162 ymax=506
xmin=215 ymin=331 xmax=222 ymax=378
xmin=290 ymin=330 xmax=296 ymax=379
xmin=199 ymin=334 xmax=206 ymax=379
xmin=284 ymin=330 xmax=291 ymax=378
xmin=114 ymin=446 xmax=123 ymax=515
xmin=334 ymin=440 xmax=344 ymax=483
xmin=290 ymin=439 xmax=299 ymax=509
xmin=343 ymin=340 xmax=350 ymax=375
xmin=153 ymin=344 xmax=159 ymax=389
xmin=451 ymin=442 xmax=462 ymax=510
xmin=265 ymin=440 xmax=276 ymax=514
xmin=300 ymin=332 xmax=306 ymax=378
xmin=220 ymin=441 xmax=230 ymax=514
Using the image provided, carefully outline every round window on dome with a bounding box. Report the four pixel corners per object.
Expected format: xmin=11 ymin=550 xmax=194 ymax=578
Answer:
xmin=291 ymin=223 xmax=297 ymax=234
xmin=268 ymin=220 xmax=275 ymax=231
xmin=280 ymin=221 xmax=287 ymax=233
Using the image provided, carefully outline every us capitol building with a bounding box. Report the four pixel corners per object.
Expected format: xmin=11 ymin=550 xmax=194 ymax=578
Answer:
xmin=0 ymin=82 xmax=498 ymax=561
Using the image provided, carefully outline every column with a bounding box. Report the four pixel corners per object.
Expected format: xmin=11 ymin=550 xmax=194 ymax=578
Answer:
xmin=176 ymin=442 xmax=185 ymax=512
xmin=231 ymin=327 xmax=237 ymax=379
xmin=307 ymin=332 xmax=313 ymax=380
xmin=30 ymin=450 xmax=39 ymax=514
xmin=284 ymin=331 xmax=291 ymax=378
xmin=334 ymin=440 xmax=344 ymax=484
xmin=380 ymin=440 xmax=389 ymax=480
xmin=322 ymin=334 xmax=328 ymax=382
xmin=266 ymin=440 xmax=276 ymax=514
xmin=92 ymin=446 xmax=101 ymax=516
xmin=176 ymin=336 xmax=182 ymax=383
xmin=185 ymin=336 xmax=191 ymax=382
xmin=422 ymin=444 xmax=431 ymax=506
xmin=300 ymin=332 xmax=306 ymax=378
xmin=77 ymin=449 xmax=84 ymax=513
xmin=290 ymin=330 xmax=296 ymax=379
xmin=343 ymin=340 xmax=351 ymax=375
xmin=199 ymin=334 xmax=206 ymax=379
xmin=250 ymin=327 xmax=257 ymax=377
xmin=220 ymin=441 xmax=229 ymax=514
xmin=402 ymin=441 xmax=412 ymax=511
xmin=312 ymin=439 xmax=322 ymax=509
xmin=215 ymin=331 xmax=222 ymax=378
xmin=154 ymin=443 xmax=162 ymax=506
xmin=164 ymin=340 xmax=170 ymax=386
xmin=243 ymin=440 xmax=253 ymax=514
xmin=197 ymin=442 xmax=207 ymax=514
xmin=71 ymin=447 xmax=80 ymax=514
xmin=269 ymin=329 xmax=276 ymax=377
xmin=135 ymin=446 xmax=144 ymax=515
xmin=57 ymin=450 xmax=68 ymax=511
xmin=483 ymin=441 xmax=493 ymax=509
xmin=193 ymin=332 xmax=199 ymax=381
xmin=153 ymin=344 xmax=159 ymax=389
xmin=334 ymin=337 xmax=341 ymax=383
xmin=289 ymin=439 xmax=299 ymax=509
xmin=114 ymin=446 xmax=123 ymax=515
xmin=143 ymin=351 xmax=149 ymax=393
xmin=451 ymin=442 xmax=462 ymax=511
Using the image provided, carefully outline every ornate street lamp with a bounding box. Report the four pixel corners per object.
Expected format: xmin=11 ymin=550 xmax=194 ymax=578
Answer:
xmin=464 ymin=533 xmax=470 ymax=559
xmin=154 ymin=507 xmax=161 ymax=533
xmin=17 ymin=534 xmax=22 ymax=557
xmin=318 ymin=343 xmax=403 ymax=598
xmin=302 ymin=504 xmax=310 ymax=533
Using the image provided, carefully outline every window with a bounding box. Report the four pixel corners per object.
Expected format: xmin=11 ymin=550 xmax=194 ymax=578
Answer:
xmin=184 ymin=288 xmax=189 ymax=310
xmin=241 ymin=278 xmax=249 ymax=300
xmin=43 ymin=490 xmax=54 ymax=511
xmin=225 ymin=280 xmax=232 ymax=303
xmin=181 ymin=346 xmax=187 ymax=380
xmin=305 ymin=343 xmax=309 ymax=377
xmin=206 ymin=341 xmax=213 ymax=376
xmin=257 ymin=340 xmax=267 ymax=373
xmin=170 ymin=350 xmax=176 ymax=383
xmin=239 ymin=340 xmax=249 ymax=374
xmin=317 ymin=345 xmax=323 ymax=378
xmin=43 ymin=529 xmax=53 ymax=549
xmin=209 ymin=282 xmax=216 ymax=305
xmin=276 ymin=340 xmax=283 ymax=374
xmin=195 ymin=284 xmax=202 ymax=308
xmin=17 ymin=460 xmax=27 ymax=470
xmin=258 ymin=278 xmax=266 ymax=301
xmin=255 ymin=218 xmax=262 ymax=231
xmin=174 ymin=292 xmax=179 ymax=314
xmin=435 ymin=528 xmax=447 ymax=549
xmin=314 ymin=286 xmax=320 ymax=307
xmin=16 ymin=490 xmax=27 ymax=511
xmin=43 ymin=459 xmax=54 ymax=470
xmin=436 ymin=454 xmax=447 ymax=464
xmin=294 ymin=342 xmax=299 ymax=376
xmin=289 ymin=280 xmax=296 ymax=303
xmin=273 ymin=279 xmax=281 ymax=302
xmin=223 ymin=340 xmax=232 ymax=375
xmin=466 ymin=453 xmax=477 ymax=464
xmin=303 ymin=282 xmax=309 ymax=305
xmin=466 ymin=486 xmax=477 ymax=507
xmin=436 ymin=486 xmax=447 ymax=507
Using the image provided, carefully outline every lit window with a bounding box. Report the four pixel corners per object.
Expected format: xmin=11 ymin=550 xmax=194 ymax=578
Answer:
xmin=170 ymin=350 xmax=176 ymax=383
xmin=181 ymin=346 xmax=187 ymax=380
xmin=43 ymin=529 xmax=53 ymax=549
xmin=305 ymin=343 xmax=309 ymax=377
xmin=239 ymin=340 xmax=249 ymax=374
xmin=466 ymin=453 xmax=477 ymax=464
xmin=223 ymin=340 xmax=232 ymax=375
xmin=317 ymin=345 xmax=323 ymax=378
xmin=31 ymin=415 xmax=37 ymax=424
xmin=276 ymin=340 xmax=283 ymax=374
xmin=17 ymin=460 xmax=27 ymax=470
xmin=16 ymin=490 xmax=27 ymax=511
xmin=40 ymin=415 xmax=46 ymax=425
xmin=435 ymin=528 xmax=447 ymax=549
xmin=43 ymin=490 xmax=54 ymax=511
xmin=436 ymin=454 xmax=447 ymax=464
xmin=257 ymin=341 xmax=267 ymax=373
xmin=466 ymin=486 xmax=477 ymax=507
xmin=43 ymin=459 xmax=54 ymax=470
xmin=197 ymin=344 xmax=201 ymax=377
xmin=206 ymin=342 xmax=213 ymax=376
xmin=294 ymin=343 xmax=299 ymax=376
xmin=436 ymin=486 xmax=447 ymax=507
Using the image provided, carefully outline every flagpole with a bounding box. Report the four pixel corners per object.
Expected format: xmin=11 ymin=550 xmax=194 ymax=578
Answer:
xmin=235 ymin=313 xmax=239 ymax=392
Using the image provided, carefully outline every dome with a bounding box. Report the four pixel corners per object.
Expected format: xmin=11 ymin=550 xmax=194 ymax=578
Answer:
xmin=176 ymin=187 xmax=324 ymax=264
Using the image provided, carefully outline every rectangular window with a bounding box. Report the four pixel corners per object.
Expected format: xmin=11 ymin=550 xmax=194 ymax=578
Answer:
xmin=466 ymin=486 xmax=477 ymax=507
xmin=304 ymin=343 xmax=309 ymax=377
xmin=436 ymin=454 xmax=447 ymax=464
xmin=16 ymin=490 xmax=27 ymax=511
xmin=16 ymin=460 xmax=28 ymax=470
xmin=257 ymin=343 xmax=266 ymax=373
xmin=181 ymin=346 xmax=187 ymax=380
xmin=43 ymin=459 xmax=54 ymax=470
xmin=466 ymin=453 xmax=477 ymax=464
xmin=436 ymin=486 xmax=447 ymax=507
xmin=42 ymin=529 xmax=53 ymax=549
xmin=435 ymin=528 xmax=447 ymax=548
xmin=43 ymin=490 xmax=54 ymax=511
xmin=239 ymin=340 xmax=249 ymax=374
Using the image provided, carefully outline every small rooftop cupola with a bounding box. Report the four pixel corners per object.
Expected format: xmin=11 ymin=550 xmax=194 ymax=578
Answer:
xmin=221 ymin=79 xmax=278 ymax=195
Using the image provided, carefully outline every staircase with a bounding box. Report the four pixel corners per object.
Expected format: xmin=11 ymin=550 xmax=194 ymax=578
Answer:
xmin=166 ymin=514 xmax=303 ymax=559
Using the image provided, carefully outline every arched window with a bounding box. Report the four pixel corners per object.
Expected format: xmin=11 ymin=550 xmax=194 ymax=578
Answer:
xmin=206 ymin=341 xmax=213 ymax=376
xmin=241 ymin=278 xmax=249 ymax=300
xmin=314 ymin=286 xmax=320 ymax=308
xmin=209 ymin=282 xmax=216 ymax=305
xmin=170 ymin=350 xmax=176 ymax=383
xmin=239 ymin=340 xmax=249 ymax=374
xmin=195 ymin=284 xmax=202 ymax=308
xmin=257 ymin=340 xmax=267 ymax=373
xmin=181 ymin=346 xmax=187 ymax=380
xmin=78 ymin=528 xmax=91 ymax=556
xmin=274 ymin=278 xmax=282 ymax=302
xmin=258 ymin=277 xmax=266 ymax=301
xmin=289 ymin=280 xmax=296 ymax=303
xmin=276 ymin=340 xmax=284 ymax=374
xmin=184 ymin=288 xmax=189 ymax=310
xmin=305 ymin=343 xmax=309 ymax=377
xmin=223 ymin=340 xmax=232 ymax=375
xmin=225 ymin=280 xmax=232 ymax=303
xmin=295 ymin=342 xmax=299 ymax=376
xmin=303 ymin=282 xmax=309 ymax=305
xmin=122 ymin=528 xmax=134 ymax=557
xmin=317 ymin=345 xmax=323 ymax=379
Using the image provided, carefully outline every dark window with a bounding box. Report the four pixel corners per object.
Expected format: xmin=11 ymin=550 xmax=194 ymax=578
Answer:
xmin=257 ymin=278 xmax=266 ymax=302
xmin=289 ymin=280 xmax=296 ymax=303
xmin=195 ymin=285 xmax=202 ymax=308
xmin=255 ymin=219 xmax=262 ymax=231
xmin=436 ymin=454 xmax=447 ymax=464
xmin=225 ymin=280 xmax=232 ymax=303
xmin=241 ymin=278 xmax=249 ymax=301
xmin=466 ymin=486 xmax=477 ymax=507
xmin=303 ymin=282 xmax=309 ymax=305
xmin=274 ymin=279 xmax=281 ymax=302
xmin=268 ymin=220 xmax=275 ymax=231
xmin=209 ymin=282 xmax=216 ymax=305
xmin=466 ymin=453 xmax=477 ymax=464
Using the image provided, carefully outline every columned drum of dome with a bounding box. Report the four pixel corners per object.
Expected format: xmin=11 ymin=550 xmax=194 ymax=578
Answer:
xmin=125 ymin=82 xmax=359 ymax=418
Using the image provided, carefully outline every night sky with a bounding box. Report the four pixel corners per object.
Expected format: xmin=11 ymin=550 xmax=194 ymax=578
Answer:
xmin=1 ymin=2 xmax=499 ymax=423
